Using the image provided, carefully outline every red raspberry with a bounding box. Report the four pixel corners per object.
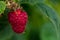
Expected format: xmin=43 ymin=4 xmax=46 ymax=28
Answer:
xmin=8 ymin=9 xmax=28 ymax=33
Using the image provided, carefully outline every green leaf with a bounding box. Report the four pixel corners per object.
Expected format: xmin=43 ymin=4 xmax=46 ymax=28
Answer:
xmin=35 ymin=3 xmax=57 ymax=20
xmin=0 ymin=1 xmax=6 ymax=14
xmin=0 ymin=24 xmax=13 ymax=40
xmin=40 ymin=21 xmax=57 ymax=40
xmin=38 ymin=3 xmax=60 ymax=40
xmin=21 ymin=2 xmax=48 ymax=40
xmin=20 ymin=0 xmax=60 ymax=40
xmin=35 ymin=2 xmax=60 ymax=40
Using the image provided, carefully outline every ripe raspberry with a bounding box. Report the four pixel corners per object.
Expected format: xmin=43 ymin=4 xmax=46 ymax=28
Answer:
xmin=8 ymin=9 xmax=28 ymax=33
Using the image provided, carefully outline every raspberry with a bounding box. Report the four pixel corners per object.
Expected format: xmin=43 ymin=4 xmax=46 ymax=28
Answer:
xmin=8 ymin=9 xmax=28 ymax=33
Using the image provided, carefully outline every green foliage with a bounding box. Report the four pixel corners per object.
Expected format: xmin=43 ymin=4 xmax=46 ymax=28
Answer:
xmin=0 ymin=1 xmax=6 ymax=14
xmin=0 ymin=0 xmax=60 ymax=40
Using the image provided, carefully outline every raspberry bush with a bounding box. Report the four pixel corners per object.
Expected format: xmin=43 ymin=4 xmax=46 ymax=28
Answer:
xmin=0 ymin=0 xmax=60 ymax=40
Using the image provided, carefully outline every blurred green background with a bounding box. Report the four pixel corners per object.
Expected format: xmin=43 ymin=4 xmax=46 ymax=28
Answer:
xmin=0 ymin=0 xmax=60 ymax=40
